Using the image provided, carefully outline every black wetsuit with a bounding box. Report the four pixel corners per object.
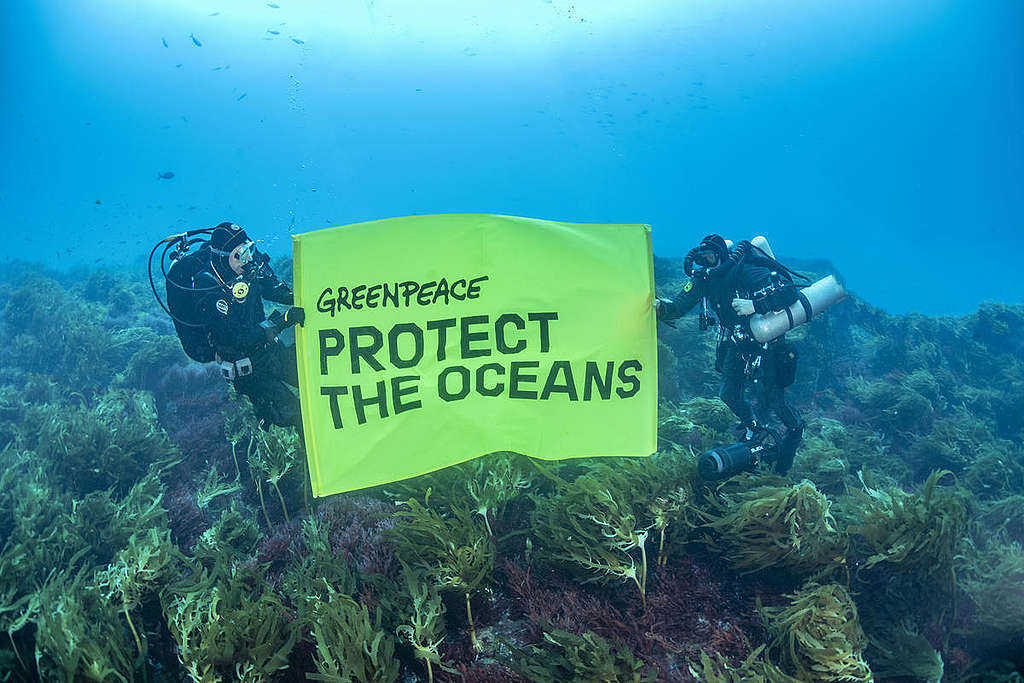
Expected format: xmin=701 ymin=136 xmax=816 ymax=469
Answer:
xmin=659 ymin=245 xmax=805 ymax=473
xmin=194 ymin=260 xmax=300 ymax=429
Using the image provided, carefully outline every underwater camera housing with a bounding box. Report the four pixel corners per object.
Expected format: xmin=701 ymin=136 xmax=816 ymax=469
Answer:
xmin=698 ymin=427 xmax=781 ymax=480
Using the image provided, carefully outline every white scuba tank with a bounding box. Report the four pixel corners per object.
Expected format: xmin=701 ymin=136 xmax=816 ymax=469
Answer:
xmin=724 ymin=235 xmax=775 ymax=259
xmin=749 ymin=275 xmax=846 ymax=343
xmin=723 ymin=235 xmax=846 ymax=343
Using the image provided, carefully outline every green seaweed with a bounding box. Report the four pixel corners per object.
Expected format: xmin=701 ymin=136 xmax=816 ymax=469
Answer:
xmin=161 ymin=568 xmax=298 ymax=682
xmin=464 ymin=451 xmax=534 ymax=536
xmin=657 ymin=397 xmax=736 ymax=454
xmin=249 ymin=424 xmax=300 ymax=524
xmin=687 ymin=645 xmax=801 ymax=683
xmin=516 ymin=628 xmax=657 ymax=683
xmin=530 ymin=465 xmax=653 ymax=606
xmin=306 ymin=587 xmax=399 ymax=683
xmin=395 ymin=566 xmax=446 ymax=683
xmin=193 ymin=465 xmax=242 ymax=510
xmin=789 ymin=418 xmax=852 ymax=496
xmin=30 ymin=390 xmax=179 ymax=496
xmin=224 ymin=390 xmax=305 ymax=525
xmin=847 ymin=469 xmax=969 ymax=581
xmin=864 ymin=623 xmax=943 ymax=682
xmin=96 ymin=527 xmax=181 ymax=658
xmin=847 ymin=375 xmax=934 ymax=436
xmin=34 ymin=569 xmax=136 ymax=683
xmin=281 ymin=515 xmax=356 ymax=608
xmin=389 ymin=494 xmax=494 ymax=649
xmin=702 ymin=479 xmax=848 ymax=577
xmin=761 ymin=582 xmax=873 ymax=682
xmin=191 ymin=500 xmax=262 ymax=576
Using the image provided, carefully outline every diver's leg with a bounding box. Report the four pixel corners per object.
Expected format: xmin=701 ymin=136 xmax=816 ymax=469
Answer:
xmin=763 ymin=376 xmax=803 ymax=474
xmin=718 ymin=343 xmax=755 ymax=431
xmin=252 ymin=376 xmax=300 ymax=429
xmin=276 ymin=342 xmax=298 ymax=388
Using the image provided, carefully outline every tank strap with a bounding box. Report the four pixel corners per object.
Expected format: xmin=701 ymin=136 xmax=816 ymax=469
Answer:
xmin=785 ymin=305 xmax=795 ymax=330
xmin=797 ymin=291 xmax=814 ymax=320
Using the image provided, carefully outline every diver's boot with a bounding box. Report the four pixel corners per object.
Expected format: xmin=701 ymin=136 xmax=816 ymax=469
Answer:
xmin=775 ymin=420 xmax=805 ymax=475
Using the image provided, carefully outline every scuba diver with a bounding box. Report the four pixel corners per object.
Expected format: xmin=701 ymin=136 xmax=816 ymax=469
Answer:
xmin=150 ymin=222 xmax=305 ymax=429
xmin=657 ymin=234 xmax=808 ymax=477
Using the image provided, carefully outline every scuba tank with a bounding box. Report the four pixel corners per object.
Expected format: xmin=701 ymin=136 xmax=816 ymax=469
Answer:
xmin=148 ymin=228 xmax=225 ymax=363
xmin=725 ymin=236 xmax=846 ymax=343
xmin=748 ymin=274 xmax=846 ymax=343
xmin=165 ymin=243 xmax=218 ymax=362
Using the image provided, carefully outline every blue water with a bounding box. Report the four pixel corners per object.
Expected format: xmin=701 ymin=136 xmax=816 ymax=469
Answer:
xmin=2 ymin=0 xmax=1021 ymax=315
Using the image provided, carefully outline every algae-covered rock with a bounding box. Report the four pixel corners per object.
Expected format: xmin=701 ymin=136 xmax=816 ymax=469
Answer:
xmin=30 ymin=389 xmax=179 ymax=496
xmin=657 ymin=397 xmax=737 ymax=454
xmin=789 ymin=418 xmax=852 ymax=495
xmin=962 ymin=541 xmax=1024 ymax=650
xmin=865 ymin=625 xmax=943 ymax=682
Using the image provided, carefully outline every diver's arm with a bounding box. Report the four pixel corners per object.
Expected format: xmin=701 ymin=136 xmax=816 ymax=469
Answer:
xmin=265 ymin=282 xmax=294 ymax=306
xmin=657 ymin=278 xmax=704 ymax=322
xmin=746 ymin=267 xmax=799 ymax=314
xmin=253 ymin=258 xmax=295 ymax=305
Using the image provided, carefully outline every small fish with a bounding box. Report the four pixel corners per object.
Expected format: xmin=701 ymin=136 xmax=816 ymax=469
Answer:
xmin=291 ymin=37 xmax=304 ymax=44
xmin=237 ymin=92 xmax=247 ymax=101
xmin=95 ymin=199 xmax=101 ymax=204
xmin=157 ymin=171 xmax=175 ymax=180
xmin=175 ymin=63 xmax=182 ymax=68
xmin=267 ymin=2 xmax=280 ymax=7
xmin=212 ymin=66 xmax=222 ymax=71
xmin=190 ymin=33 xmax=202 ymax=47
xmin=209 ymin=11 xmax=220 ymax=16
xmin=94 ymin=257 xmax=105 ymax=263
xmin=162 ymin=38 xmax=168 ymax=47
xmin=187 ymin=206 xmax=197 ymax=210
xmin=267 ymin=29 xmax=280 ymax=34
xmin=224 ymin=65 xmax=230 ymax=70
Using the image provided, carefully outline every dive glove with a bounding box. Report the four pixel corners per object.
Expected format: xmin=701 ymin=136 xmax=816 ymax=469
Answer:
xmin=262 ymin=307 xmax=305 ymax=340
xmin=283 ymin=306 xmax=305 ymax=327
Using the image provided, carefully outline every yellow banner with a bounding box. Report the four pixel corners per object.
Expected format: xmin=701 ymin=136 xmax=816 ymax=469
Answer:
xmin=293 ymin=214 xmax=657 ymax=497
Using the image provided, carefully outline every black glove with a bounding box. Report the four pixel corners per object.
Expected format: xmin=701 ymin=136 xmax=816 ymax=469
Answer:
xmin=283 ymin=306 xmax=305 ymax=327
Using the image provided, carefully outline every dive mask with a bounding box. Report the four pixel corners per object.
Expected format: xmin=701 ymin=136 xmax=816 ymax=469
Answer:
xmin=694 ymin=248 xmax=719 ymax=268
xmin=233 ymin=240 xmax=256 ymax=266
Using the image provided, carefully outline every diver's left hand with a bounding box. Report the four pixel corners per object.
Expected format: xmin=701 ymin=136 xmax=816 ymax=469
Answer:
xmin=732 ymin=298 xmax=755 ymax=316
xmin=284 ymin=306 xmax=305 ymax=327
